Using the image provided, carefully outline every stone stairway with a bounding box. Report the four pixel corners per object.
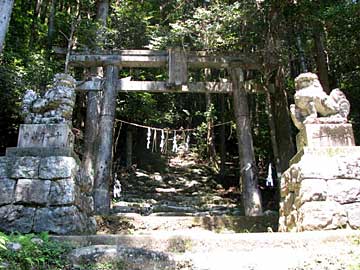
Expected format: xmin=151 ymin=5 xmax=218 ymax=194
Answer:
xmin=55 ymin=152 xmax=360 ymax=269
xmin=97 ymin=151 xmax=278 ymax=235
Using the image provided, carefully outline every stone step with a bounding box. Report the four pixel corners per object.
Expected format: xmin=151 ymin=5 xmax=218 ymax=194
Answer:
xmin=56 ymin=230 xmax=360 ymax=270
xmin=111 ymin=202 xmax=241 ymax=216
xmin=95 ymin=214 xmax=279 ymax=234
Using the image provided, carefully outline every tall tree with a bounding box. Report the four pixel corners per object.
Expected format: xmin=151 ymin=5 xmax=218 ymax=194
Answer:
xmin=82 ymin=0 xmax=109 ymax=213
xmin=94 ymin=64 xmax=118 ymax=214
xmin=0 ymin=0 xmax=14 ymax=54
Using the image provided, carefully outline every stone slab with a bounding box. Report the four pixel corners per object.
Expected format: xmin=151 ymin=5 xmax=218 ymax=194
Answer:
xmin=6 ymin=147 xmax=77 ymax=158
xmin=0 ymin=157 xmax=8 ymax=178
xmin=17 ymin=124 xmax=74 ymax=148
xmin=327 ymin=179 xmax=360 ymax=204
xmin=9 ymin=157 xmax=40 ymax=179
xmin=75 ymin=194 xmax=95 ymax=214
xmin=290 ymin=146 xmax=360 ymax=166
xmin=49 ymin=179 xmax=77 ymax=205
xmin=296 ymin=124 xmax=355 ymax=151
xmin=297 ymin=179 xmax=327 ymax=207
xmin=343 ymin=202 xmax=360 ymax=229
xmin=39 ymin=156 xmax=77 ymax=179
xmin=297 ymin=156 xmax=339 ymax=179
xmin=298 ymin=201 xmax=347 ymax=231
xmin=0 ymin=205 xmax=36 ymax=233
xmin=33 ymin=206 xmax=96 ymax=234
xmin=15 ymin=179 xmax=51 ymax=205
xmin=0 ymin=178 xmax=16 ymax=205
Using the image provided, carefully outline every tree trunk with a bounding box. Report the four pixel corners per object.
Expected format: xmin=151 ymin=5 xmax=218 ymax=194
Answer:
xmin=47 ymin=0 xmax=56 ymax=50
xmin=96 ymin=0 xmax=109 ymax=26
xmin=126 ymin=128 xmax=133 ymax=168
xmin=205 ymin=69 xmax=217 ymax=167
xmin=219 ymin=94 xmax=226 ymax=180
xmin=313 ymin=29 xmax=330 ymax=93
xmin=0 ymin=0 xmax=15 ymax=54
xmin=269 ymin=68 xmax=296 ymax=173
xmin=296 ymin=35 xmax=307 ymax=73
xmin=230 ymin=67 xmax=262 ymax=216
xmin=82 ymin=0 xmax=109 ymax=207
xmin=206 ymin=93 xmax=217 ymax=164
xmin=266 ymin=88 xmax=281 ymax=178
xmin=93 ymin=65 xmax=118 ymax=214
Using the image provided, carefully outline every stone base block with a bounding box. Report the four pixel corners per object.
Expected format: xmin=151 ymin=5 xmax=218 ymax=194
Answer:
xmin=290 ymin=146 xmax=360 ymax=166
xmin=6 ymin=147 xmax=77 ymax=158
xmin=17 ymin=124 xmax=74 ymax=148
xmin=280 ymin=151 xmax=360 ymax=232
xmin=0 ymin=205 xmax=36 ymax=233
xmin=33 ymin=206 xmax=96 ymax=235
xmin=0 ymin=205 xmax=96 ymax=235
xmin=298 ymin=201 xmax=347 ymax=231
xmin=0 ymin=178 xmax=16 ymax=205
xmin=344 ymin=203 xmax=360 ymax=229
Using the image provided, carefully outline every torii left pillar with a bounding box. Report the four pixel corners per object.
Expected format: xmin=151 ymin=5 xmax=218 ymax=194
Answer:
xmin=94 ymin=65 xmax=119 ymax=214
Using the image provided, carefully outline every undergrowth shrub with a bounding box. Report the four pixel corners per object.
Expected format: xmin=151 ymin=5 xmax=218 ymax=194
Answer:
xmin=0 ymin=232 xmax=72 ymax=270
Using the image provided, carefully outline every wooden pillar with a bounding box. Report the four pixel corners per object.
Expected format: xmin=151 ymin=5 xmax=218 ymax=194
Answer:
xmin=168 ymin=48 xmax=187 ymax=86
xmin=93 ymin=64 xmax=119 ymax=214
xmin=230 ymin=67 xmax=263 ymax=216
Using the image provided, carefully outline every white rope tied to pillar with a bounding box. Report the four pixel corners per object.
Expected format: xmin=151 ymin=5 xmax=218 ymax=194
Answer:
xmin=147 ymin=127 xmax=151 ymax=149
xmin=172 ymin=131 xmax=178 ymax=153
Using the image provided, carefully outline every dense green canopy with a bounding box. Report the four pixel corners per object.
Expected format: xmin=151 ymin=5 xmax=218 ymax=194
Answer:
xmin=0 ymin=0 xmax=359 ymax=175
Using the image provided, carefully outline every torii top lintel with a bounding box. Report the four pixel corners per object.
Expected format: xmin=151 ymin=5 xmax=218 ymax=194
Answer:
xmin=68 ymin=49 xmax=262 ymax=70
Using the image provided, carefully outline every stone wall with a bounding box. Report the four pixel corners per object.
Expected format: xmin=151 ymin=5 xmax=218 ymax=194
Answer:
xmin=279 ymin=124 xmax=360 ymax=232
xmin=0 ymin=149 xmax=96 ymax=235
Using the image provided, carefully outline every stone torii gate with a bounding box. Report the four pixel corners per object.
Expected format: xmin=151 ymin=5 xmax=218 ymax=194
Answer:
xmin=69 ymin=48 xmax=264 ymax=216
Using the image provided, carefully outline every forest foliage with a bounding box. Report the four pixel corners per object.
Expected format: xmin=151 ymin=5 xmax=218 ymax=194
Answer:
xmin=0 ymin=0 xmax=359 ymax=177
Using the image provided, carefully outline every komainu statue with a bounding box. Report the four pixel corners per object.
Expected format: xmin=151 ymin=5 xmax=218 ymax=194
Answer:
xmin=22 ymin=73 xmax=76 ymax=124
xmin=290 ymin=72 xmax=350 ymax=129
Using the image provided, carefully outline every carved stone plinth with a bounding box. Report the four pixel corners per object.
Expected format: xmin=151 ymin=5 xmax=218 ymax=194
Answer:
xmin=18 ymin=124 xmax=74 ymax=148
xmin=296 ymin=124 xmax=355 ymax=151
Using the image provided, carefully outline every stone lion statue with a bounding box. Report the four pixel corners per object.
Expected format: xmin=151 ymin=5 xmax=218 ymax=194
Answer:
xmin=22 ymin=73 xmax=76 ymax=124
xmin=290 ymin=72 xmax=350 ymax=130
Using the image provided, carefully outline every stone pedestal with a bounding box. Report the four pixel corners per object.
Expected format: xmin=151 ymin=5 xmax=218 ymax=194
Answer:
xmin=0 ymin=124 xmax=95 ymax=235
xmin=279 ymin=124 xmax=360 ymax=232
xmin=296 ymin=124 xmax=355 ymax=152
xmin=17 ymin=124 xmax=74 ymax=148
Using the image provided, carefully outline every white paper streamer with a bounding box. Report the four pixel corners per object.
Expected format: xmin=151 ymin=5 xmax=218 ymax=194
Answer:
xmin=185 ymin=134 xmax=190 ymax=151
xmin=266 ymin=163 xmax=274 ymax=187
xmin=147 ymin=128 xmax=151 ymax=149
xmin=113 ymin=173 xmax=122 ymax=198
xmin=160 ymin=130 xmax=165 ymax=152
xmin=172 ymin=131 xmax=178 ymax=153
